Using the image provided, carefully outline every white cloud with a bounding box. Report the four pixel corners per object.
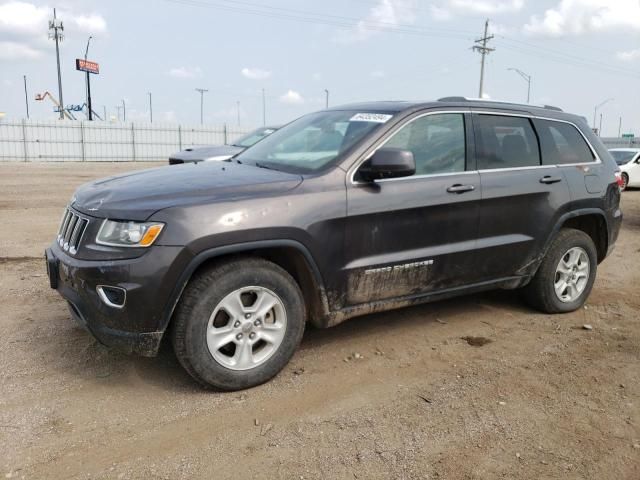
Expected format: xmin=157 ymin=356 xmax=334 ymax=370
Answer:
xmin=241 ymin=67 xmax=272 ymax=80
xmin=339 ymin=0 xmax=417 ymax=42
xmin=0 ymin=2 xmax=107 ymax=60
xmin=370 ymin=70 xmax=386 ymax=78
xmin=0 ymin=40 xmax=41 ymax=60
xmin=524 ymin=0 xmax=640 ymax=37
xmin=617 ymin=49 xmax=640 ymax=62
xmin=449 ymin=0 xmax=523 ymax=14
xmin=168 ymin=66 xmax=202 ymax=79
xmin=279 ymin=90 xmax=304 ymax=105
xmin=430 ymin=0 xmax=523 ymax=20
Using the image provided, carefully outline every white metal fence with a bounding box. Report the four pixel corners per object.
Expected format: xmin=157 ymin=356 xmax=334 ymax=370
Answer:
xmin=0 ymin=119 xmax=253 ymax=162
xmin=600 ymin=137 xmax=640 ymax=149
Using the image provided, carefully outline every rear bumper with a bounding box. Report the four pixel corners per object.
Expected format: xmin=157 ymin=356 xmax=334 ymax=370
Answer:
xmin=46 ymin=242 xmax=188 ymax=357
xmin=607 ymin=207 xmax=623 ymax=257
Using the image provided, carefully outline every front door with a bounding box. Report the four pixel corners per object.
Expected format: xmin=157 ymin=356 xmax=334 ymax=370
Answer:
xmin=344 ymin=112 xmax=482 ymax=306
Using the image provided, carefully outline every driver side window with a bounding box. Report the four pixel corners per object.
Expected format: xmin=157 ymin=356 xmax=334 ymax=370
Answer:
xmin=383 ymin=113 xmax=466 ymax=176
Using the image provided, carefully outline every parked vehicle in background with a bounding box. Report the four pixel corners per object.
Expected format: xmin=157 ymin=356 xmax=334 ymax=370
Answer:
xmin=46 ymin=97 xmax=622 ymax=391
xmin=168 ymin=126 xmax=279 ymax=164
xmin=609 ymin=148 xmax=640 ymax=190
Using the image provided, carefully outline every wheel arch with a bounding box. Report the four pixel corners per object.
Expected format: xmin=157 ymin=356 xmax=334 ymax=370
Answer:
xmin=160 ymin=240 xmax=331 ymax=333
xmin=551 ymin=209 xmax=609 ymax=264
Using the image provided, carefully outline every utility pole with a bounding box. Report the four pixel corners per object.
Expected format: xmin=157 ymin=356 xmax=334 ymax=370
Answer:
xmin=236 ymin=101 xmax=240 ymax=126
xmin=148 ymin=92 xmax=153 ymax=123
xmin=122 ymin=99 xmax=126 ymax=122
xmin=84 ymin=36 xmax=93 ymax=120
xmin=472 ymin=19 xmax=494 ymax=99
xmin=195 ymin=88 xmax=208 ymax=125
xmin=262 ymin=88 xmax=266 ymax=126
xmin=115 ymin=104 xmax=122 ymax=122
xmin=103 ymin=105 xmax=107 ymax=121
xmin=508 ymin=68 xmax=531 ymax=103
xmin=23 ymin=75 xmax=29 ymax=119
xmin=49 ymin=8 xmax=65 ymax=120
xmin=324 ymin=89 xmax=329 ymax=109
xmin=593 ymin=98 xmax=613 ymax=135
xmin=618 ymin=117 xmax=622 ymax=137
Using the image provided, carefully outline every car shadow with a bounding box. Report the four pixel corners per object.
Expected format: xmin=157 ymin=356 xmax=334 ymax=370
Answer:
xmin=42 ymin=288 xmax=534 ymax=393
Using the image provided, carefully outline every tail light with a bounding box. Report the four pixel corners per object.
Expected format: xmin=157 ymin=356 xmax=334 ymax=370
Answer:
xmin=615 ymin=170 xmax=624 ymax=189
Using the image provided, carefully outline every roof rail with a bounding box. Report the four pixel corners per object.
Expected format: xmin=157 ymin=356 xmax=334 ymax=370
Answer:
xmin=437 ymin=96 xmax=563 ymax=112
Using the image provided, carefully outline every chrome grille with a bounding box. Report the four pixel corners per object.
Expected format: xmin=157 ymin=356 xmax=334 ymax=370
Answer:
xmin=57 ymin=207 xmax=89 ymax=255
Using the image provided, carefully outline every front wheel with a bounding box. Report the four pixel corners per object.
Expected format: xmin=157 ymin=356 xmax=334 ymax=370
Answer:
xmin=522 ymin=228 xmax=598 ymax=314
xmin=172 ymin=258 xmax=306 ymax=390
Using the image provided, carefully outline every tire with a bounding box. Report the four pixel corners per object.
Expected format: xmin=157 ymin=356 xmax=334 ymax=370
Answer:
xmin=522 ymin=228 xmax=597 ymax=314
xmin=621 ymin=173 xmax=629 ymax=191
xmin=172 ymin=257 xmax=306 ymax=390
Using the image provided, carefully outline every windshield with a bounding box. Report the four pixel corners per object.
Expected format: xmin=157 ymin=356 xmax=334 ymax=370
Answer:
xmin=610 ymin=150 xmax=638 ymax=165
xmin=232 ymin=127 xmax=278 ymax=148
xmin=234 ymin=110 xmax=394 ymax=173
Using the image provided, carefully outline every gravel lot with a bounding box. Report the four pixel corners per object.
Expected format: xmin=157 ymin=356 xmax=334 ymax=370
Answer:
xmin=1 ymin=162 xmax=639 ymax=479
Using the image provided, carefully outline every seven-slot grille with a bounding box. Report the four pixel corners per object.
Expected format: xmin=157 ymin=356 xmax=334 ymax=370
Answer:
xmin=57 ymin=207 xmax=89 ymax=255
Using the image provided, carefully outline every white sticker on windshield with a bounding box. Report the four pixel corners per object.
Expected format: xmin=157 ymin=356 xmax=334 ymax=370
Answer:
xmin=350 ymin=113 xmax=393 ymax=123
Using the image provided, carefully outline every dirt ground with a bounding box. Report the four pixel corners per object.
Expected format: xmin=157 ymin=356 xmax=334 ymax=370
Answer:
xmin=1 ymin=162 xmax=639 ymax=480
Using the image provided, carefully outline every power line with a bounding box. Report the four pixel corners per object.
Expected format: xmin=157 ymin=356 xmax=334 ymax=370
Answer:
xmin=472 ymin=19 xmax=494 ymax=98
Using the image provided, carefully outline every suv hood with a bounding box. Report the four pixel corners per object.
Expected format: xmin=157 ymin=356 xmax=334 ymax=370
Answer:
xmin=71 ymin=162 xmax=303 ymax=221
xmin=170 ymin=145 xmax=243 ymax=162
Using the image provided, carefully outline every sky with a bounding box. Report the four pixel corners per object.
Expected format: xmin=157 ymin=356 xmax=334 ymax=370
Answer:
xmin=0 ymin=0 xmax=639 ymax=136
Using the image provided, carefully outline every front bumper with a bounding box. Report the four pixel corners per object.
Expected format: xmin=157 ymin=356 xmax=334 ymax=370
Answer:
xmin=46 ymin=242 xmax=188 ymax=357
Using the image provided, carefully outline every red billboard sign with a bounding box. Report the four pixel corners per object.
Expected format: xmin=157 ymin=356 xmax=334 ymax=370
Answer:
xmin=76 ymin=59 xmax=99 ymax=74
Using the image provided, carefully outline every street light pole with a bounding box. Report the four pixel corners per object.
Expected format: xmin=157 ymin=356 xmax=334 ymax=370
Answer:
xmin=508 ymin=68 xmax=531 ymax=103
xmin=122 ymin=99 xmax=126 ymax=122
xmin=195 ymin=88 xmax=208 ymax=125
xmin=593 ymin=98 xmax=613 ymax=135
xmin=48 ymin=8 xmax=65 ymax=120
xmin=23 ymin=75 xmax=29 ymax=119
xmin=324 ymin=89 xmax=329 ymax=109
xmin=148 ymin=92 xmax=153 ymax=123
xmin=84 ymin=36 xmax=93 ymax=120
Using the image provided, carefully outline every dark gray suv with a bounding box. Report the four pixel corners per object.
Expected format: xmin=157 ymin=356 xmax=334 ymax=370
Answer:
xmin=46 ymin=98 xmax=623 ymax=390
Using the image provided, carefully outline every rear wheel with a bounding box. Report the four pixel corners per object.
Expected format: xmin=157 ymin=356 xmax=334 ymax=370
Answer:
xmin=172 ymin=257 xmax=306 ymax=390
xmin=523 ymin=228 xmax=597 ymax=313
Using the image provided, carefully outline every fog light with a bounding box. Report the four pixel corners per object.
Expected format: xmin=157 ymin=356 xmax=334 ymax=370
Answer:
xmin=96 ymin=285 xmax=126 ymax=309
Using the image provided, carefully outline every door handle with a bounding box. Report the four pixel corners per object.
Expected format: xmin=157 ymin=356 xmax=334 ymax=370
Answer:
xmin=540 ymin=175 xmax=562 ymax=184
xmin=447 ymin=184 xmax=475 ymax=194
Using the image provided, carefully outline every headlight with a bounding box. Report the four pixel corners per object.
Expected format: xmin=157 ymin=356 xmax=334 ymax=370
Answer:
xmin=96 ymin=220 xmax=164 ymax=247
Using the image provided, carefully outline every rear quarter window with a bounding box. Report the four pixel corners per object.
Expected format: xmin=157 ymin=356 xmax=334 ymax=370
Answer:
xmin=533 ymin=119 xmax=595 ymax=165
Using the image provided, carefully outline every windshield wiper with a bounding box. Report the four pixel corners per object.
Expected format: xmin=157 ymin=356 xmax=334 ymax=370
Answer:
xmin=254 ymin=162 xmax=277 ymax=171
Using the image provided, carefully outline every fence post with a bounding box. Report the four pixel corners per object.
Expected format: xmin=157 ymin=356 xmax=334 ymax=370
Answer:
xmin=178 ymin=125 xmax=182 ymax=150
xmin=21 ymin=118 xmax=28 ymax=162
xmin=80 ymin=121 xmax=86 ymax=162
xmin=131 ymin=123 xmax=136 ymax=161
xmin=224 ymin=123 xmax=228 ymax=145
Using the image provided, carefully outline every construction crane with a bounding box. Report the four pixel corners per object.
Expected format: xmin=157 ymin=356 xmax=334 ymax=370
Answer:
xmin=35 ymin=91 xmax=76 ymax=120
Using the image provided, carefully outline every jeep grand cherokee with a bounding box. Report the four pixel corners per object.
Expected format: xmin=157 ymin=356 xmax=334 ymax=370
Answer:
xmin=46 ymin=97 xmax=623 ymax=390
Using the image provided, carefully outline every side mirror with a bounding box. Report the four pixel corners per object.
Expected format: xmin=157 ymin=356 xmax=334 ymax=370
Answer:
xmin=359 ymin=148 xmax=415 ymax=181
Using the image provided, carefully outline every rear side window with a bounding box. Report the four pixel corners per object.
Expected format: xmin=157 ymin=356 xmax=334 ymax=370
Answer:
xmin=533 ymin=119 xmax=595 ymax=165
xmin=474 ymin=114 xmax=540 ymax=170
xmin=384 ymin=113 xmax=466 ymax=175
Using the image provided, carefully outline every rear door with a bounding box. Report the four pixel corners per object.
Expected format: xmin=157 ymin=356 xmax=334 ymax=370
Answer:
xmin=472 ymin=112 xmax=571 ymax=281
xmin=344 ymin=111 xmax=483 ymax=306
